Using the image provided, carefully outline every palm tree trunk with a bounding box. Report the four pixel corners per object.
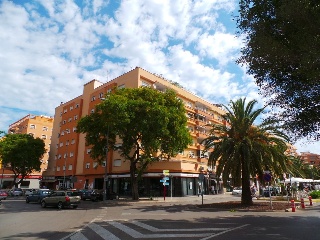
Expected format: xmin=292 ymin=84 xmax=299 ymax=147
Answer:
xmin=241 ymin=158 xmax=253 ymax=205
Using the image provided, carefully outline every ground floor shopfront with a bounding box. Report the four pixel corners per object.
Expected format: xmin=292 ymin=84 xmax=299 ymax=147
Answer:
xmin=0 ymin=174 xmax=42 ymax=189
xmin=43 ymin=172 xmax=225 ymax=197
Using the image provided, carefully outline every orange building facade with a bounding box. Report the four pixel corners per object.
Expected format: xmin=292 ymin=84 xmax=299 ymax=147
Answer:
xmin=1 ymin=114 xmax=53 ymax=189
xmin=43 ymin=67 xmax=226 ymax=196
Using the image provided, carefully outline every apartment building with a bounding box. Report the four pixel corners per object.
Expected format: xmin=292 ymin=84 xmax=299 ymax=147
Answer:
xmin=300 ymin=152 xmax=320 ymax=167
xmin=43 ymin=67 xmax=226 ymax=196
xmin=1 ymin=114 xmax=53 ymax=189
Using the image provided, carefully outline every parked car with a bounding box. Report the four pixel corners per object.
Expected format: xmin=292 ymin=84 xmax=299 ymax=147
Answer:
xmin=41 ymin=190 xmax=81 ymax=209
xmin=263 ymin=187 xmax=280 ymax=197
xmin=232 ymin=187 xmax=242 ymax=195
xmin=0 ymin=190 xmax=8 ymax=200
xmin=26 ymin=189 xmax=52 ymax=203
xmin=79 ymin=189 xmax=94 ymax=201
xmin=10 ymin=188 xmax=23 ymax=196
xmin=90 ymin=189 xmax=118 ymax=201
xmin=24 ymin=189 xmax=38 ymax=196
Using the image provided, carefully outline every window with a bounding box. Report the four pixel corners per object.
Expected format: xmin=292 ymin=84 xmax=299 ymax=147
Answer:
xmin=188 ymin=151 xmax=195 ymax=158
xmin=113 ymin=159 xmax=122 ymax=167
xmin=70 ymin=152 xmax=74 ymax=157
xmin=42 ymin=126 xmax=48 ymax=131
xmin=90 ymin=109 xmax=95 ymax=113
xmin=99 ymin=92 xmax=104 ymax=98
xmin=68 ymin=117 xmax=72 ymax=122
xmin=63 ymin=165 xmax=66 ymax=171
xmin=74 ymin=115 xmax=78 ymax=120
xmin=87 ymin=149 xmax=91 ymax=154
xmin=28 ymin=133 xmax=34 ymax=137
xmin=64 ymin=153 xmax=68 ymax=158
xmin=68 ymin=164 xmax=72 ymax=170
xmin=70 ymin=106 xmax=73 ymax=111
xmin=61 ymin=131 xmax=65 ymax=136
xmin=63 ymin=109 xmax=67 ymax=113
xmin=41 ymin=135 xmax=47 ymax=139
xmin=66 ymin=140 xmax=69 ymax=146
xmin=102 ymin=161 xmax=106 ymax=167
xmin=73 ymin=127 xmax=77 ymax=132
xmin=58 ymin=154 xmax=61 ymax=159
xmin=30 ymin=124 xmax=36 ymax=129
xmin=86 ymin=163 xmax=90 ymax=169
xmin=71 ymin=139 xmax=75 ymax=144
xmin=57 ymin=166 xmax=60 ymax=171
xmin=118 ymin=84 xmax=125 ymax=89
xmin=141 ymin=80 xmax=151 ymax=87
xmin=91 ymin=96 xmax=96 ymax=101
xmin=107 ymin=89 xmax=112 ymax=93
xmin=59 ymin=142 xmax=63 ymax=147
xmin=75 ymin=103 xmax=79 ymax=108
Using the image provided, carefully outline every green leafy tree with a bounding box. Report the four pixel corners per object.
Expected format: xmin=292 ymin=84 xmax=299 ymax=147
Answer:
xmin=77 ymin=87 xmax=192 ymax=200
xmin=236 ymin=0 xmax=320 ymax=140
xmin=203 ymin=98 xmax=290 ymax=205
xmin=0 ymin=133 xmax=46 ymax=188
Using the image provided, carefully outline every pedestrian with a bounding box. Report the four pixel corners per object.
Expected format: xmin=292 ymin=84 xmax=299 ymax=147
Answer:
xmin=210 ymin=185 xmax=215 ymax=195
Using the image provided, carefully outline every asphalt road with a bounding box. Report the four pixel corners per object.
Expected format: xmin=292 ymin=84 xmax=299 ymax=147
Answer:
xmin=1 ymin=194 xmax=319 ymax=240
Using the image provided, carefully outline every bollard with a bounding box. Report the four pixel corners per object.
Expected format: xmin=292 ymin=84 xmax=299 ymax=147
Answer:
xmin=300 ymin=198 xmax=305 ymax=209
xmin=291 ymin=199 xmax=296 ymax=212
xmin=308 ymin=196 xmax=313 ymax=206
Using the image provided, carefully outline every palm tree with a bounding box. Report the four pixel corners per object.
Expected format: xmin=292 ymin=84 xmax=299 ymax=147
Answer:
xmin=204 ymin=98 xmax=291 ymax=205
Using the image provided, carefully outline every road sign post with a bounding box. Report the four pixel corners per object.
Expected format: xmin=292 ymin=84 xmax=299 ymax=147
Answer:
xmin=161 ymin=170 xmax=170 ymax=201
xmin=263 ymin=171 xmax=273 ymax=210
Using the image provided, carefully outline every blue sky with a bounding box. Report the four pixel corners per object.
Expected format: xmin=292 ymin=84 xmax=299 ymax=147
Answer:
xmin=0 ymin=0 xmax=318 ymax=154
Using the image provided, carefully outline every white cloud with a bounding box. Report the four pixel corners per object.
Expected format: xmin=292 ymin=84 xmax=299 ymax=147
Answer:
xmin=0 ymin=0 xmax=318 ymax=155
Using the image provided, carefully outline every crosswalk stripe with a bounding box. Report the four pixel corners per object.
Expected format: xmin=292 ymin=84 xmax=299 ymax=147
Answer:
xmin=132 ymin=221 xmax=229 ymax=232
xmin=88 ymin=223 xmax=121 ymax=240
xmin=108 ymin=221 xmax=212 ymax=238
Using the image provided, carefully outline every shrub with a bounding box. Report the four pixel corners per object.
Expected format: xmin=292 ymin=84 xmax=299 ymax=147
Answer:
xmin=309 ymin=190 xmax=320 ymax=199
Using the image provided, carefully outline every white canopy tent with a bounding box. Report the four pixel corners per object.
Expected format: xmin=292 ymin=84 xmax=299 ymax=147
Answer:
xmin=284 ymin=177 xmax=317 ymax=183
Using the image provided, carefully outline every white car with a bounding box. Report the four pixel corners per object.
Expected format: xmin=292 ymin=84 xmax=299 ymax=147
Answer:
xmin=232 ymin=187 xmax=242 ymax=195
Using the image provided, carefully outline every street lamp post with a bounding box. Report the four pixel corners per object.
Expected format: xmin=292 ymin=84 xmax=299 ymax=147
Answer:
xmin=103 ymin=127 xmax=109 ymax=202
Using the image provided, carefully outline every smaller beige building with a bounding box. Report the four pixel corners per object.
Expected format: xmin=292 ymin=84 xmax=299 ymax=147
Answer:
xmin=0 ymin=114 xmax=53 ymax=189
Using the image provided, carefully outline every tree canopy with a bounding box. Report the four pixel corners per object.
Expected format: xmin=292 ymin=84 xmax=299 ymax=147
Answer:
xmin=0 ymin=133 xmax=46 ymax=188
xmin=237 ymin=0 xmax=320 ymax=140
xmin=77 ymin=87 xmax=192 ymax=200
xmin=203 ymin=98 xmax=291 ymax=205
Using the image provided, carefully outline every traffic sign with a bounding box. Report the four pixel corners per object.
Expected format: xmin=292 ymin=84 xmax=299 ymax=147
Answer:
xmin=263 ymin=173 xmax=272 ymax=182
xmin=163 ymin=182 xmax=169 ymax=186
xmin=163 ymin=170 xmax=170 ymax=175
xmin=160 ymin=179 xmax=166 ymax=182
xmin=163 ymin=177 xmax=169 ymax=180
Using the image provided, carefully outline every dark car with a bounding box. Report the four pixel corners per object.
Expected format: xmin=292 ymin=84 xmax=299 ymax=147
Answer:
xmin=79 ymin=189 xmax=94 ymax=200
xmin=26 ymin=189 xmax=52 ymax=203
xmin=90 ymin=189 xmax=118 ymax=201
xmin=263 ymin=187 xmax=280 ymax=197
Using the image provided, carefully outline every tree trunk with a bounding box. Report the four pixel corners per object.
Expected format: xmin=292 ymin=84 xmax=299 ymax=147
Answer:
xmin=130 ymin=161 xmax=139 ymax=200
xmin=241 ymin=158 xmax=253 ymax=205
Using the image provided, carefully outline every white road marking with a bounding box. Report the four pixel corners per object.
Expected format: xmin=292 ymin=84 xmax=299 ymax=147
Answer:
xmin=88 ymin=222 xmax=121 ymax=240
xmin=132 ymin=221 xmax=229 ymax=232
xmin=108 ymin=221 xmax=212 ymax=238
xmin=200 ymin=224 xmax=250 ymax=240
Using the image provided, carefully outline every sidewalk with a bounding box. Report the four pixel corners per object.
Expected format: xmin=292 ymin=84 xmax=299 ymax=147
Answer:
xmin=115 ymin=192 xmax=236 ymax=205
